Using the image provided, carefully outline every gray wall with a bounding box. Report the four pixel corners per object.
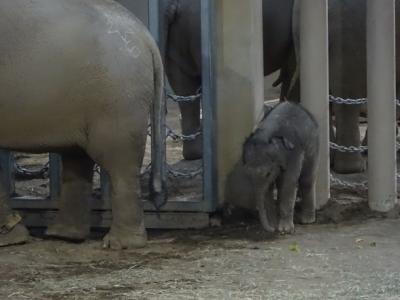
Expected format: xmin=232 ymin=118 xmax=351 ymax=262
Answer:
xmin=116 ymin=0 xmax=149 ymax=26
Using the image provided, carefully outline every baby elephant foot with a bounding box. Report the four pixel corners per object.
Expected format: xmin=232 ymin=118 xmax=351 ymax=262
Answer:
xmin=278 ymin=219 xmax=295 ymax=235
xmin=0 ymin=223 xmax=29 ymax=247
xmin=46 ymin=223 xmax=89 ymax=242
xmin=298 ymin=209 xmax=316 ymax=225
xmin=102 ymin=227 xmax=147 ymax=250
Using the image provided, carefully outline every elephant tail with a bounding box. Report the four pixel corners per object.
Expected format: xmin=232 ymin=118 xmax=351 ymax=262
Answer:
xmin=287 ymin=0 xmax=301 ymax=99
xmin=149 ymin=40 xmax=168 ymax=210
xmin=256 ymin=190 xmax=276 ymax=233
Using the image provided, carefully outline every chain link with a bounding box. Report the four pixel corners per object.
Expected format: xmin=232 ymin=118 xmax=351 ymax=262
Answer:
xmin=330 ymin=95 xmax=400 ymax=106
xmin=166 ymin=126 xmax=202 ymax=142
xmin=167 ymin=165 xmax=203 ymax=179
xmin=139 ymin=163 xmax=202 ymax=179
xmin=330 ymin=142 xmax=368 ymax=153
xmin=330 ymin=174 xmax=368 ymax=190
xmin=14 ymin=162 xmax=49 ymax=179
xmin=329 ymin=95 xmax=367 ymax=105
xmin=146 ymin=87 xmax=203 ymax=181
xmin=166 ymin=89 xmax=202 ymax=103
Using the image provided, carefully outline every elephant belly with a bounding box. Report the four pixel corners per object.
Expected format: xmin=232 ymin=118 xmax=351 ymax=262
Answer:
xmin=0 ymin=0 xmax=154 ymax=152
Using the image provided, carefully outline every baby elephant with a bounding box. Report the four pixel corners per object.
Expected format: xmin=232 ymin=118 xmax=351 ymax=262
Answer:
xmin=243 ymin=102 xmax=319 ymax=234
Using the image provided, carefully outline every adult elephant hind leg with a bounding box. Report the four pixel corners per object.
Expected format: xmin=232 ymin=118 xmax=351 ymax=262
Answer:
xmin=46 ymin=153 xmax=94 ymax=242
xmin=87 ymin=129 xmax=147 ymax=250
xmin=167 ymin=62 xmax=202 ymax=160
xmin=102 ymin=164 xmax=146 ymax=250
xmin=333 ymin=104 xmax=365 ymax=173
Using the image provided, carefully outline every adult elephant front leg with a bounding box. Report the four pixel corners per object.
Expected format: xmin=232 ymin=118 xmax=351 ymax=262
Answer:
xmin=333 ymin=103 xmax=365 ymax=174
xmin=167 ymin=61 xmax=202 ymax=160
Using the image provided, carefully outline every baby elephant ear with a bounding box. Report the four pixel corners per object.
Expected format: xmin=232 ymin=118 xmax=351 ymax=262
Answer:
xmin=272 ymin=136 xmax=295 ymax=151
xmin=263 ymin=104 xmax=273 ymax=117
xmin=282 ymin=137 xmax=295 ymax=150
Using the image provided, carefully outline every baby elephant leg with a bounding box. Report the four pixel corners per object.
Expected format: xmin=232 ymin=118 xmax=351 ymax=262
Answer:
xmin=276 ymin=158 xmax=302 ymax=234
xmin=297 ymin=156 xmax=318 ymax=224
xmin=276 ymin=175 xmax=297 ymax=234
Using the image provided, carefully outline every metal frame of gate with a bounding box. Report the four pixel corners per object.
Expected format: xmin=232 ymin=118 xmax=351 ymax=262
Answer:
xmin=0 ymin=0 xmax=220 ymax=229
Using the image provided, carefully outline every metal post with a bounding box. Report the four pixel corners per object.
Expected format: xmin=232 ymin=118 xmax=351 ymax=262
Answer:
xmin=367 ymin=0 xmax=397 ymax=212
xmin=49 ymin=153 xmax=61 ymax=200
xmin=299 ymin=0 xmax=330 ymax=209
xmin=201 ymin=0 xmax=218 ymax=211
xmin=0 ymin=150 xmax=14 ymax=195
xmin=148 ymin=0 xmax=160 ymax=43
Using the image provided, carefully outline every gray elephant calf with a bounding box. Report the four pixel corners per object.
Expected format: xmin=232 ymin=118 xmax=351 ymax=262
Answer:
xmin=243 ymin=102 xmax=319 ymax=234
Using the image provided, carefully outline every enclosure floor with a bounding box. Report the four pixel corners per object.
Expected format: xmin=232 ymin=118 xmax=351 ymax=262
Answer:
xmin=0 ymin=218 xmax=399 ymax=299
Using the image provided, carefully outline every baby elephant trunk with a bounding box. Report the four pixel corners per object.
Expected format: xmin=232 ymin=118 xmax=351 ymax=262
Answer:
xmin=256 ymin=185 xmax=276 ymax=233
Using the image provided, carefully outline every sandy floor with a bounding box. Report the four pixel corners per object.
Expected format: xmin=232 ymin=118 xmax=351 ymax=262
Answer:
xmin=1 ymin=217 xmax=400 ymax=300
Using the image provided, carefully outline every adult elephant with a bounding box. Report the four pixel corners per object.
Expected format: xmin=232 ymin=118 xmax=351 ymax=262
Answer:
xmin=0 ymin=0 xmax=164 ymax=249
xmin=161 ymin=0 xmax=400 ymax=174
xmin=159 ymin=0 xmax=295 ymax=160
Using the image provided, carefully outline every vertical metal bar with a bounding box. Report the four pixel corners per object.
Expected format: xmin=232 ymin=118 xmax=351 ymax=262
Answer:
xmin=201 ymin=0 xmax=218 ymax=211
xmin=148 ymin=0 xmax=160 ymax=43
xmin=49 ymin=153 xmax=62 ymax=200
xmin=367 ymin=0 xmax=397 ymax=212
xmin=300 ymin=0 xmax=330 ymax=209
xmin=149 ymin=0 xmax=167 ymax=207
xmin=100 ymin=170 xmax=111 ymax=206
xmin=0 ymin=150 xmax=15 ymax=195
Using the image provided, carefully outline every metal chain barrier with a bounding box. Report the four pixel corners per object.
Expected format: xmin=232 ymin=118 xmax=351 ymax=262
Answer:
xmin=167 ymin=92 xmax=202 ymax=103
xmin=330 ymin=95 xmax=400 ymax=106
xmin=14 ymin=161 xmax=49 ymax=180
xmin=166 ymin=88 xmax=202 ymax=104
xmin=167 ymin=166 xmax=203 ymax=179
xmin=329 ymin=95 xmax=367 ymax=105
xmin=166 ymin=126 xmax=202 ymax=142
xmin=330 ymin=174 xmax=368 ymax=190
xmin=163 ymin=88 xmax=204 ymax=178
xmin=330 ymin=142 xmax=368 ymax=153
xmin=329 ymin=94 xmax=400 ymax=190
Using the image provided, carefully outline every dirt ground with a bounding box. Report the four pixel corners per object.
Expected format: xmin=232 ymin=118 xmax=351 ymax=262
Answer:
xmin=3 ymin=74 xmax=400 ymax=299
xmin=1 ymin=217 xmax=400 ymax=300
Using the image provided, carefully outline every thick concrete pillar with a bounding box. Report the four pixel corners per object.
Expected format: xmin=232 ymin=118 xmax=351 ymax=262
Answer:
xmin=367 ymin=0 xmax=397 ymax=212
xmin=206 ymin=0 xmax=264 ymax=204
xmin=299 ymin=0 xmax=330 ymax=209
